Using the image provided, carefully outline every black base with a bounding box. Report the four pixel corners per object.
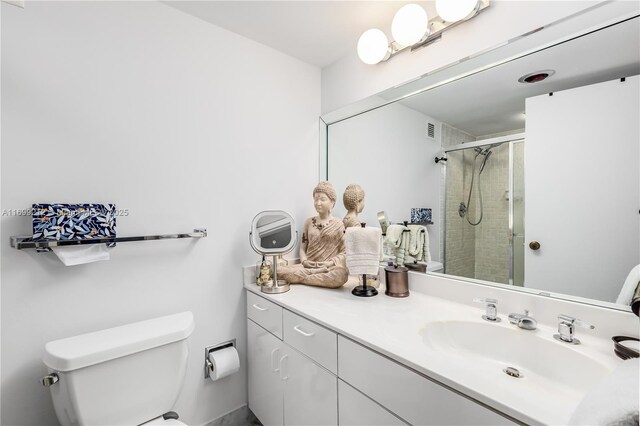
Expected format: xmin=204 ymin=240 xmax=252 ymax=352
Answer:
xmin=352 ymin=285 xmax=378 ymax=297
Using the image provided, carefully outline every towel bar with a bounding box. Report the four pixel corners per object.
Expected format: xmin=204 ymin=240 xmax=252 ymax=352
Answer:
xmin=10 ymin=228 xmax=207 ymax=251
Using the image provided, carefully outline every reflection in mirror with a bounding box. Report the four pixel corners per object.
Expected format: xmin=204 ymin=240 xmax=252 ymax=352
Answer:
xmin=326 ymin=16 xmax=640 ymax=309
xmin=255 ymin=214 xmax=293 ymax=250
xmin=249 ymin=210 xmax=297 ymax=294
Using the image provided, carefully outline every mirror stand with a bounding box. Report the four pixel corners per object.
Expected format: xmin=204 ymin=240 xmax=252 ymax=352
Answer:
xmin=260 ymin=257 xmax=290 ymax=294
xmin=249 ymin=210 xmax=298 ymax=295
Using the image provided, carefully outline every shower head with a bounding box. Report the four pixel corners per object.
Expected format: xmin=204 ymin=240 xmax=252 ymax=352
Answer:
xmin=479 ymin=149 xmax=492 ymax=173
xmin=474 ymin=146 xmax=492 ymax=156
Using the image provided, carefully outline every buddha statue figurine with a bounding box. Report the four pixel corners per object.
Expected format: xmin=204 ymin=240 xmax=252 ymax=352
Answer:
xmin=278 ymin=181 xmax=349 ymax=289
xmin=342 ymin=184 xmax=365 ymax=228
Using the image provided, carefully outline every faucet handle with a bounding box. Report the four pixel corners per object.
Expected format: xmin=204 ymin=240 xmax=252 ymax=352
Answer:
xmin=555 ymin=314 xmax=594 ymax=345
xmin=473 ymin=298 xmax=500 ymax=322
xmin=558 ymin=314 xmax=595 ymax=329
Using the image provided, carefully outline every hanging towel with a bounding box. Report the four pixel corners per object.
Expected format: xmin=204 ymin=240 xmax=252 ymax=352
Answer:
xmin=385 ymin=224 xmax=409 ymax=266
xmin=407 ymin=224 xmax=431 ymax=263
xmin=568 ymin=359 xmax=639 ymax=425
xmin=385 ymin=224 xmax=407 ymax=248
xmin=51 ymin=244 xmax=110 ymax=266
xmin=616 ymin=264 xmax=640 ymax=305
xmin=345 ymin=227 xmax=382 ymax=276
xmin=631 ymin=283 xmax=640 ymax=317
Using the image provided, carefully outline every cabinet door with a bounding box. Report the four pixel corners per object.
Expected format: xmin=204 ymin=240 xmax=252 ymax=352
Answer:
xmin=248 ymin=320 xmax=283 ymax=426
xmin=338 ymin=379 xmax=407 ymax=426
xmin=282 ymin=345 xmax=338 ymax=426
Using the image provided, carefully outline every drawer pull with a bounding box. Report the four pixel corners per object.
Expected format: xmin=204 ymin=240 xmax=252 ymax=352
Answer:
xmin=293 ymin=324 xmax=315 ymax=337
xmin=252 ymin=303 xmax=268 ymax=312
xmin=270 ymin=348 xmax=280 ymax=372
xmin=279 ymin=355 xmax=289 ymax=381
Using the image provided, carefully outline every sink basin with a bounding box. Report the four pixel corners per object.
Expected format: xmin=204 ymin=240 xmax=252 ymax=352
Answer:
xmin=420 ymin=321 xmax=612 ymax=402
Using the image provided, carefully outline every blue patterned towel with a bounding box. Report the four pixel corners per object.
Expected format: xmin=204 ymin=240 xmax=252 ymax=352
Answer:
xmin=410 ymin=208 xmax=432 ymax=224
xmin=32 ymin=204 xmax=116 ymax=241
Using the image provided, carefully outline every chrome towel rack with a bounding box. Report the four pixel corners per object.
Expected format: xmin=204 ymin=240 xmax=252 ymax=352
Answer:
xmin=10 ymin=228 xmax=207 ymax=251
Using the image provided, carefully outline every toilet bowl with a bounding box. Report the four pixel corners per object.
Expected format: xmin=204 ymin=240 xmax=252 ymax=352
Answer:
xmin=42 ymin=311 xmax=194 ymax=426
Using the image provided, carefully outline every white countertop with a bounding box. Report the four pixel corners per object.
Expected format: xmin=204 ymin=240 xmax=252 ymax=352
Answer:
xmin=245 ymin=273 xmax=626 ymax=425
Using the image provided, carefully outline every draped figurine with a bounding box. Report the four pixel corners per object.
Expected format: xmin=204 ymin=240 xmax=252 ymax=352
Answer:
xmin=278 ymin=181 xmax=349 ymax=289
xmin=342 ymin=184 xmax=365 ymax=228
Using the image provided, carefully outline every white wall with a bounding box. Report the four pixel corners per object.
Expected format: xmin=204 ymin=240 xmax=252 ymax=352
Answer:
xmin=0 ymin=2 xmax=319 ymax=425
xmin=321 ymin=1 xmax=609 ymax=115
xmin=328 ymin=103 xmax=441 ymax=260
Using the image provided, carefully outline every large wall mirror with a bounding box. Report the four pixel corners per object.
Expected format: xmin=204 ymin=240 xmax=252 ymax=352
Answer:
xmin=324 ymin=8 xmax=639 ymax=310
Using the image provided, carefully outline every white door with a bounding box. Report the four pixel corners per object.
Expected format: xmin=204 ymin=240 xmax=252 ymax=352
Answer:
xmin=282 ymin=345 xmax=338 ymax=426
xmin=524 ymin=76 xmax=640 ymax=301
xmin=248 ymin=320 xmax=283 ymax=426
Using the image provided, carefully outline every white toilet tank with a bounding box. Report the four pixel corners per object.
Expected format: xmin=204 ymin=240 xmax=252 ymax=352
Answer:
xmin=43 ymin=311 xmax=194 ymax=426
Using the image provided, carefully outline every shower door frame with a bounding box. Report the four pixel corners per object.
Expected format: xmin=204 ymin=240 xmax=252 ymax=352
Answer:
xmin=442 ymin=132 xmax=525 ymax=286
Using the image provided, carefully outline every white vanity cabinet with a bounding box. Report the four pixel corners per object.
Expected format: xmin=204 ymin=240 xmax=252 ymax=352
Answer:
xmin=247 ymin=293 xmax=338 ymax=426
xmin=247 ymin=289 xmax=516 ymax=426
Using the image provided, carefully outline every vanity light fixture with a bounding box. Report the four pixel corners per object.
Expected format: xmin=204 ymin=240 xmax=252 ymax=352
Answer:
xmin=357 ymin=0 xmax=490 ymax=65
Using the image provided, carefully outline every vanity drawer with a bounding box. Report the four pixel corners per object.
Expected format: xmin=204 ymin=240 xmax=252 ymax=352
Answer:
xmin=338 ymin=379 xmax=408 ymax=426
xmin=247 ymin=292 xmax=283 ymax=339
xmin=338 ymin=336 xmax=514 ymax=426
xmin=284 ymin=309 xmax=337 ymax=374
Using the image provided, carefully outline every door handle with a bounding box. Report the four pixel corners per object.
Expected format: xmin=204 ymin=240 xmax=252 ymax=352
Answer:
xmin=529 ymin=241 xmax=541 ymax=250
xmin=252 ymin=303 xmax=268 ymax=311
xmin=270 ymin=348 xmax=280 ymax=372
xmin=279 ymin=355 xmax=289 ymax=381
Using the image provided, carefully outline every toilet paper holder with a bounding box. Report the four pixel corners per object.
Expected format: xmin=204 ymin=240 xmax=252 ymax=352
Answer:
xmin=204 ymin=339 xmax=236 ymax=379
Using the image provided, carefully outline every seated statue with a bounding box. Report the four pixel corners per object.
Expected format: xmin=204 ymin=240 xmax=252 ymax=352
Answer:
xmin=342 ymin=184 xmax=365 ymax=228
xmin=278 ymin=181 xmax=349 ymax=289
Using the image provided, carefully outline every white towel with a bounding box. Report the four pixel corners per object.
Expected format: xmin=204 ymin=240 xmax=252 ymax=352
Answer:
xmin=51 ymin=244 xmax=110 ymax=266
xmin=345 ymin=227 xmax=382 ymax=276
xmin=568 ymin=359 xmax=639 ymax=425
xmin=385 ymin=224 xmax=408 ymax=266
xmin=616 ymin=264 xmax=640 ymax=305
xmin=385 ymin=224 xmax=407 ymax=248
xmin=407 ymin=225 xmax=431 ymax=263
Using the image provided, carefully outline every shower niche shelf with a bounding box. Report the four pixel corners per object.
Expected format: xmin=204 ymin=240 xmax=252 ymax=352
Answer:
xmin=10 ymin=228 xmax=207 ymax=251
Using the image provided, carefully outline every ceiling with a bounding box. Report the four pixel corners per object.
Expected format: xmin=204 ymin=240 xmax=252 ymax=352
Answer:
xmin=163 ymin=1 xmax=436 ymax=68
xmin=396 ymin=15 xmax=640 ymax=137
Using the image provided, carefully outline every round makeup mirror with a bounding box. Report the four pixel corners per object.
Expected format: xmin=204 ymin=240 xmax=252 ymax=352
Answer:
xmin=249 ymin=210 xmax=297 ymax=293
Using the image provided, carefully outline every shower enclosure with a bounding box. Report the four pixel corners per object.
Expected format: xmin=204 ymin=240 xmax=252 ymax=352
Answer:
xmin=443 ymin=136 xmax=524 ymax=286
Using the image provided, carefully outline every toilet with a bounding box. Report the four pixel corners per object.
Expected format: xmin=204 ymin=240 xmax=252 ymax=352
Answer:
xmin=41 ymin=311 xmax=194 ymax=426
xmin=426 ymin=260 xmax=444 ymax=273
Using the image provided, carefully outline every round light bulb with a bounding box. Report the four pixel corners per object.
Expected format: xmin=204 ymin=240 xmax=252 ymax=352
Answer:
xmin=391 ymin=4 xmax=429 ymax=47
xmin=436 ymin=0 xmax=479 ymax=22
xmin=357 ymin=29 xmax=389 ymax=65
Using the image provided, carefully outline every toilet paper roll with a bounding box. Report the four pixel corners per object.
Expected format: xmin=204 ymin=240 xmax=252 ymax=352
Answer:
xmin=208 ymin=346 xmax=240 ymax=381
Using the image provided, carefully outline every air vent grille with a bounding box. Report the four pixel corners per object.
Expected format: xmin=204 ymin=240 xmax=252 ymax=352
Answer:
xmin=427 ymin=122 xmax=436 ymax=139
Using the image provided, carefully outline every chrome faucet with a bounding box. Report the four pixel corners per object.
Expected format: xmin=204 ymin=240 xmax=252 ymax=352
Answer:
xmin=508 ymin=310 xmax=537 ymax=330
xmin=473 ymin=298 xmax=501 ymax=322
xmin=553 ymin=314 xmax=594 ymax=345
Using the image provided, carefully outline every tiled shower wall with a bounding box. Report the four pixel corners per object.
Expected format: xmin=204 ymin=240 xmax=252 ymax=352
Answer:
xmin=473 ymin=143 xmax=510 ymax=284
xmin=442 ymin=124 xmax=514 ymax=284
xmin=442 ymin=124 xmax=476 ymax=279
